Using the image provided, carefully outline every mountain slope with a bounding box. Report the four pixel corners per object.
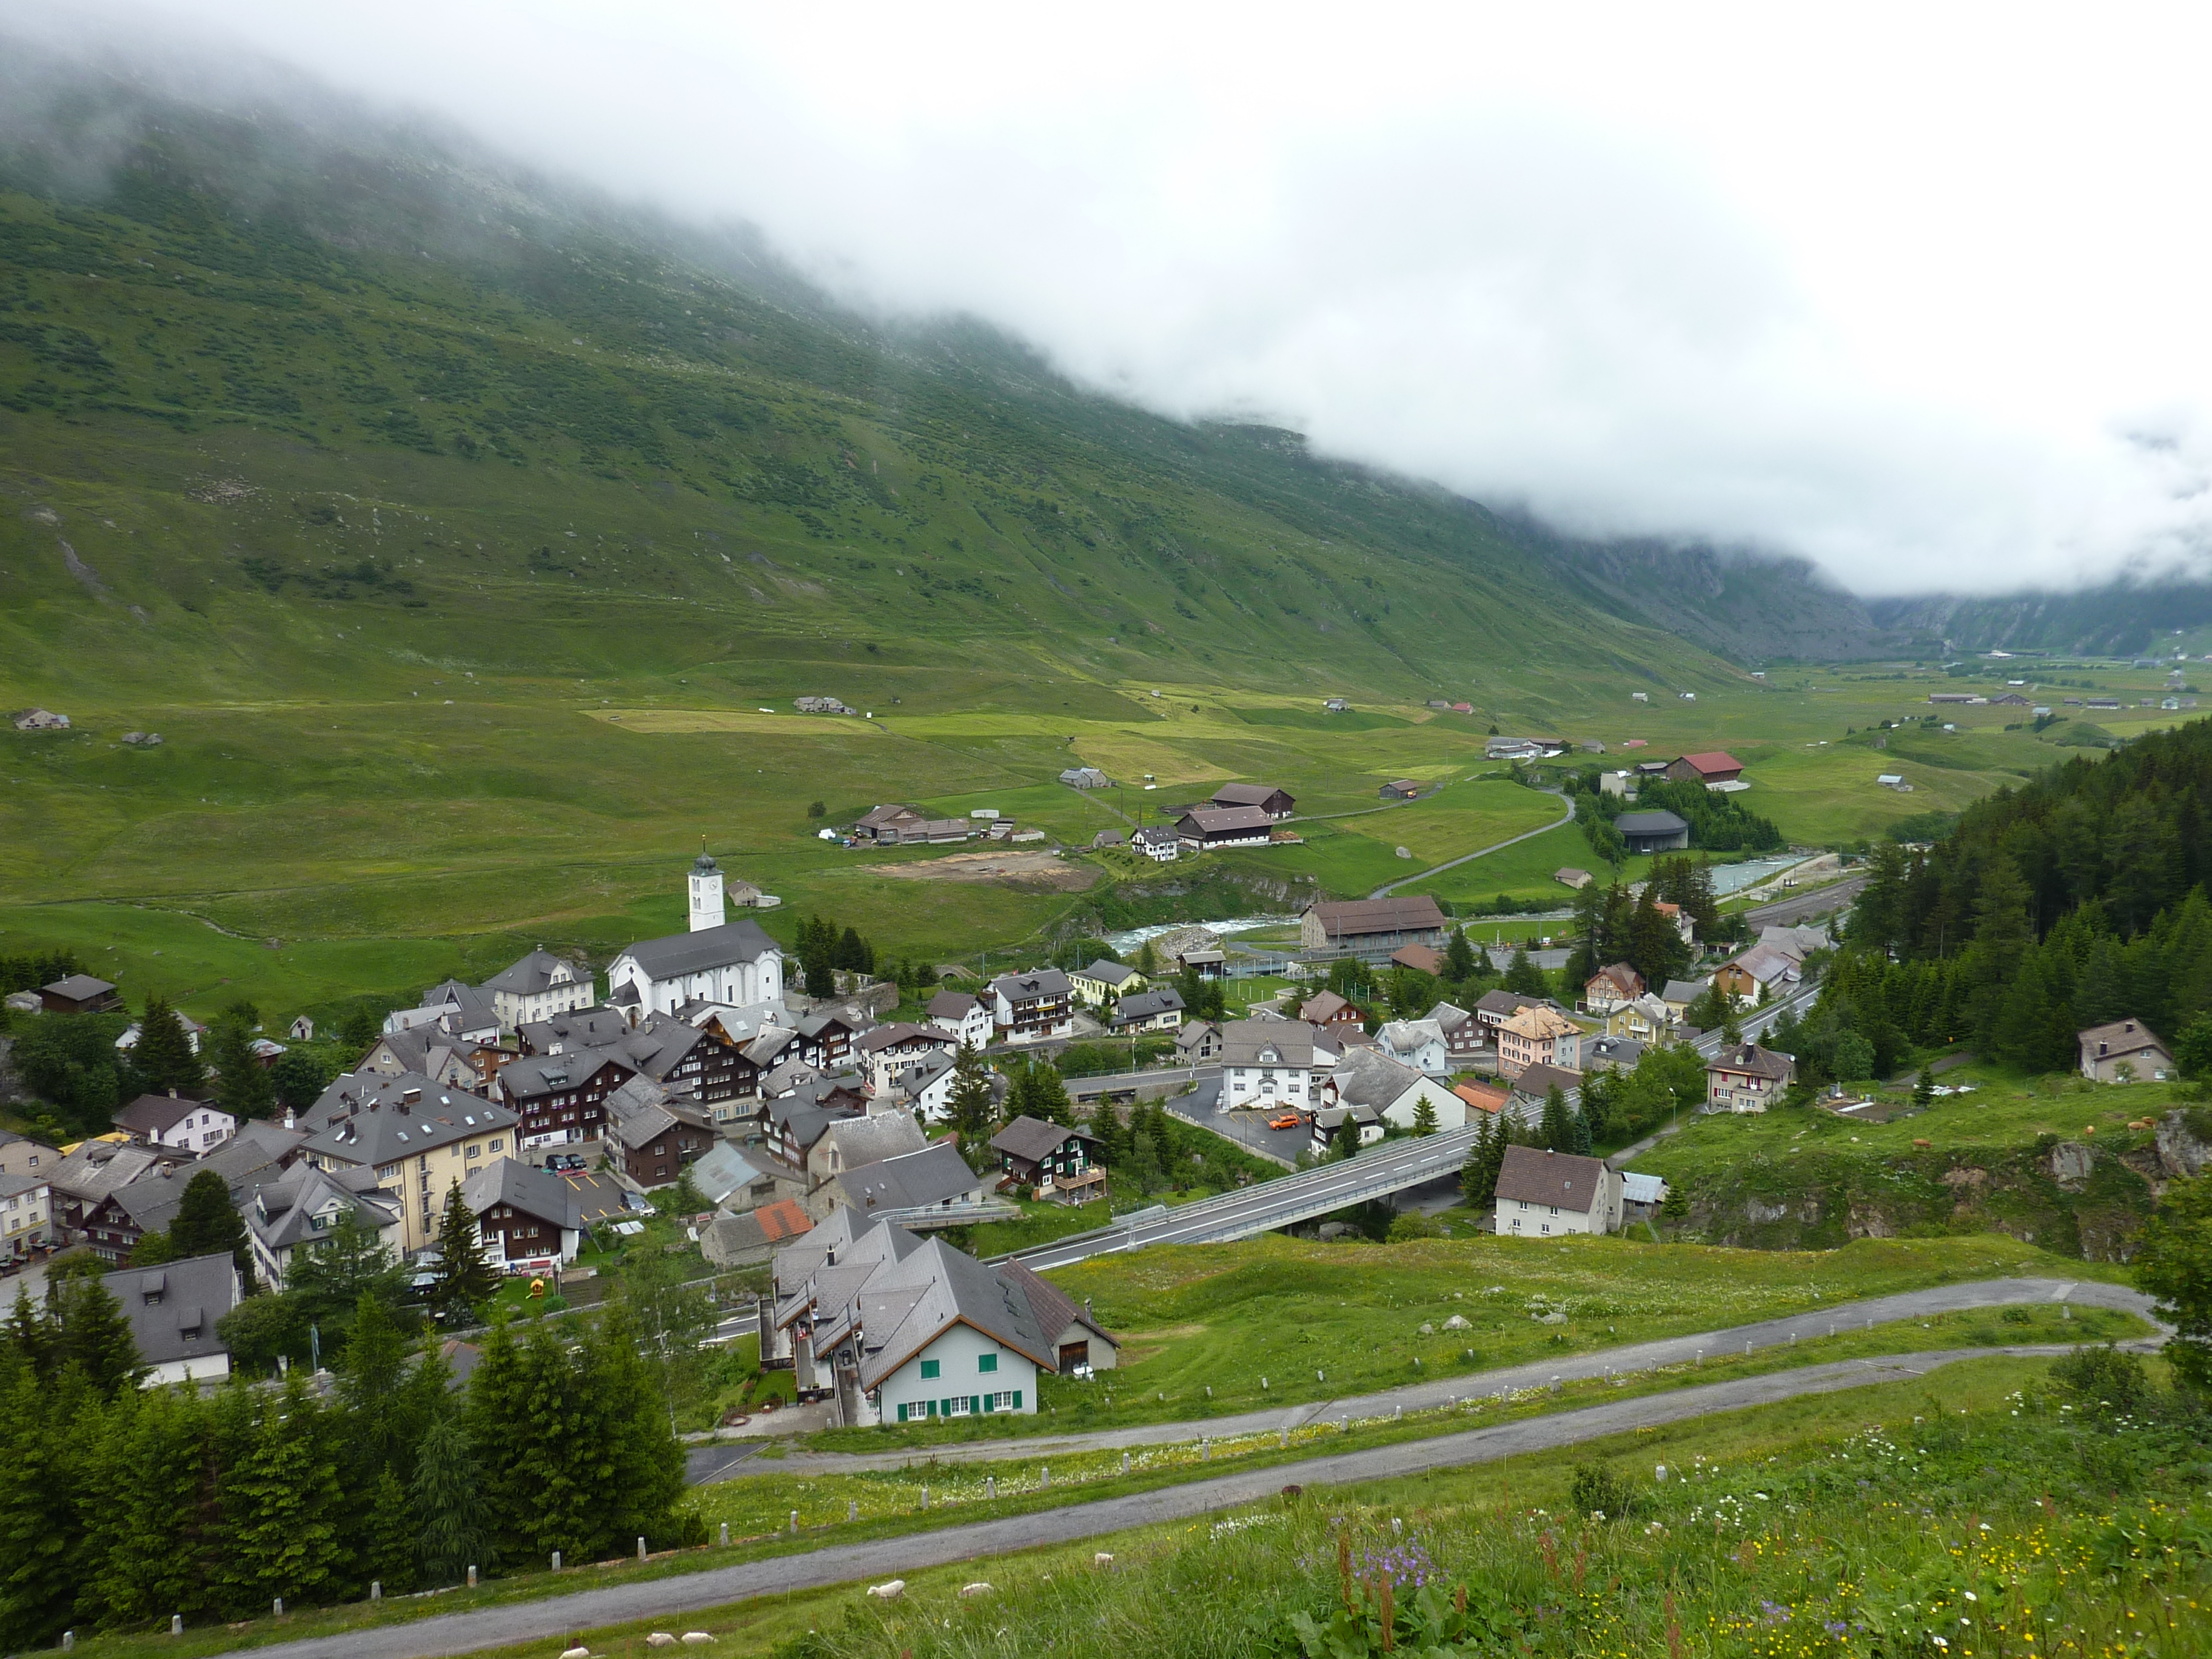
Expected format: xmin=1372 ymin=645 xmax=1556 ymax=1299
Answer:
xmin=0 ymin=42 xmax=1738 ymax=718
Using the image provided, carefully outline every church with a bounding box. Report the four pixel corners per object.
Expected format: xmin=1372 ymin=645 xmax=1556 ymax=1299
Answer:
xmin=606 ymin=855 xmax=785 ymax=1021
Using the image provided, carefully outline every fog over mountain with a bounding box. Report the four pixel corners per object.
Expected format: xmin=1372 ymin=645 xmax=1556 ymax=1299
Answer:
xmin=12 ymin=2 xmax=2212 ymax=608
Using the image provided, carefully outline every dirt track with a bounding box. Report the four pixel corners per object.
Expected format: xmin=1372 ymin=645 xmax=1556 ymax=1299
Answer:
xmin=865 ymin=849 xmax=1096 ymax=890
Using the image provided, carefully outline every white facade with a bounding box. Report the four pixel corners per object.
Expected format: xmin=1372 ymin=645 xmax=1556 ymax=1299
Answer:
xmin=928 ymin=999 xmax=994 ymax=1050
xmin=1378 ymin=1076 xmax=1467 ymax=1132
xmin=689 ymin=855 xmax=726 ymax=932
xmin=611 ymin=947 xmax=780 ymax=1019
xmin=876 ymin=1319 xmax=1039 ymax=1424
xmin=487 ymin=955 xmax=595 ymax=1030
xmin=0 ymin=1176 xmax=50 ymax=1261
xmin=1376 ymin=1021 xmax=1450 ymax=1076
xmin=1222 ymin=1045 xmax=1336 ymax=1110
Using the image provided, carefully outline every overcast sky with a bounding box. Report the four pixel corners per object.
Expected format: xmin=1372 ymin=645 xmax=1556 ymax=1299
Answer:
xmin=19 ymin=2 xmax=2212 ymax=596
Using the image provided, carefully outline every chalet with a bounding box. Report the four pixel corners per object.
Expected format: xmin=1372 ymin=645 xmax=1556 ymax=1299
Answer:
xmin=761 ymin=1093 xmax=867 ymax=1174
xmin=2078 ymin=1019 xmax=2174 ymax=1083
xmin=990 ymin=1116 xmax=1107 ymax=1204
xmin=1555 ymin=867 xmax=1594 ymax=890
xmin=114 ymin=1094 xmax=233 ymax=1155
xmin=102 ymin=1253 xmax=241 ymax=1387
xmin=1070 ymin=959 xmax=1146 ymax=1008
xmin=1108 ymin=987 xmax=1185 ymax=1032
xmin=483 ymin=949 xmax=595 ymax=1029
xmin=925 ymin=989 xmax=994 ymax=1050
xmin=461 ymin=1158 xmax=599 ymax=1270
xmin=1704 ymin=1043 xmax=1795 ymax=1113
xmin=1712 ymin=945 xmax=1799 ymax=1000
xmin=1174 ymin=803 xmax=1275 ymax=850
xmin=602 ymin=1077 xmax=716 ymax=1191
xmin=1310 ymin=1102 xmax=1385 ymax=1153
xmin=1664 ymin=751 xmax=1744 ymax=785
xmin=1300 ymin=895 xmax=1447 ymax=956
xmin=357 ymin=1024 xmax=494 ymax=1094
xmin=1378 ymin=779 xmax=1423 ymax=801
xmin=1582 ymin=963 xmax=1646 ymax=1014
xmin=47 ymin=1141 xmax=164 ymax=1257
xmin=1613 ymin=810 xmax=1690 ymax=853
xmin=109 ymin=1122 xmax=307 ymax=1253
xmin=1298 ymin=990 xmax=1366 ymax=1030
xmin=384 ymin=979 xmax=500 ymax=1045
xmin=1493 ymin=1145 xmax=1622 ymax=1238
xmin=493 ymin=1048 xmax=637 ymax=1150
xmin=246 ymin=1164 xmax=405 ymax=1289
xmin=1211 ymin=782 xmax=1297 ymax=820
xmin=794 ymin=1009 xmax=866 ymax=1070
xmin=1496 ymin=1005 xmax=1582 ymax=1078
xmin=1219 ymin=1019 xmax=1340 ymax=1111
xmin=1133 ymin=824 xmax=1181 ymax=862
xmin=1427 ymin=1000 xmax=1486 ymax=1065
xmin=1473 ymin=988 xmax=1535 ymax=1034
xmin=989 ymin=970 xmax=1074 ymax=1045
xmin=40 ymin=974 xmax=119 ymax=1014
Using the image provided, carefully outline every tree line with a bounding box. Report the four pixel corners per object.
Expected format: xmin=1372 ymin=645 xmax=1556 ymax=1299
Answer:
xmin=1570 ymin=772 xmax=1783 ymax=865
xmin=0 ymin=1270 xmax=690 ymax=1647
xmin=1808 ymin=717 xmax=2212 ymax=1082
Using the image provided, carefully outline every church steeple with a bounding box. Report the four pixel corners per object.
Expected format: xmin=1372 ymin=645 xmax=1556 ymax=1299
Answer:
xmin=688 ymin=846 xmax=725 ymax=933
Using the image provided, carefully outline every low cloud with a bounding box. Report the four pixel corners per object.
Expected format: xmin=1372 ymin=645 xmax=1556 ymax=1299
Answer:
xmin=16 ymin=1 xmax=2212 ymax=595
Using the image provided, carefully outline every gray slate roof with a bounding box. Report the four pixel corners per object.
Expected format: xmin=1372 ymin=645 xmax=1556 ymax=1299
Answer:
xmin=101 ymin=1251 xmax=239 ymax=1371
xmin=615 ymin=919 xmax=779 ymax=979
xmin=1614 ymin=810 xmax=1689 ymax=836
xmin=461 ymin=1157 xmax=588 ymax=1230
xmin=837 ymin=1141 xmax=984 ymax=1214
xmin=1111 ymin=987 xmax=1185 ymax=1024
xmin=301 ymin=1076 xmax=517 ymax=1167
xmin=249 ymin=1164 xmax=401 ymax=1252
xmin=1079 ymin=960 xmax=1143 ymax=989
xmin=989 ymin=1115 xmax=1096 ymax=1164
xmin=484 ymin=949 xmax=578 ymax=996
xmin=1218 ymin=1018 xmax=1337 ymax=1068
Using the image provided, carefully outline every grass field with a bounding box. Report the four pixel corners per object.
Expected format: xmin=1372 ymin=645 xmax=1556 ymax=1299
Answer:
xmin=800 ymin=1231 xmax=2125 ymax=1451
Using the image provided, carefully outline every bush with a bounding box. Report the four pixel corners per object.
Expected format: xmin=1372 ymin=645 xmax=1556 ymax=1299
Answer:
xmin=2048 ymin=1344 xmax=2151 ymax=1419
xmin=1386 ymin=1212 xmax=1442 ymax=1243
xmin=1569 ymin=1460 xmax=1640 ymax=1520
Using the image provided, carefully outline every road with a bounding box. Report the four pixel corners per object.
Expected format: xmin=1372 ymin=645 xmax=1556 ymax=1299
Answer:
xmin=261 ymin=1329 xmax=2151 ymax=1659
xmin=1065 ymin=1064 xmax=1216 ymax=1101
xmin=1370 ymin=789 xmax=1575 ymax=899
xmin=1744 ymin=873 xmax=1869 ymax=928
xmin=686 ymin=1274 xmax=2154 ymax=1483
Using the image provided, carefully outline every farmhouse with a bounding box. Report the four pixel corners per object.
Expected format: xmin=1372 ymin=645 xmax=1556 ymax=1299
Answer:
xmin=1210 ymin=782 xmax=1296 ymax=819
xmin=1300 ymin=894 xmax=1448 ymax=955
xmin=817 ymin=1139 xmax=994 ymax=1225
xmin=2078 ymin=1019 xmax=2174 ymax=1083
xmin=854 ymin=804 xmax=928 ymax=842
xmin=1492 ymin=1145 xmax=1623 ymax=1238
xmin=1704 ymin=1043 xmax=1795 ymax=1113
xmin=1132 ymin=824 xmax=1180 ymax=862
xmin=1581 ymin=962 xmax=1646 ymax=1014
xmin=1378 ymin=779 xmax=1423 ymax=801
xmin=1174 ymin=803 xmax=1275 ymax=850
xmin=1555 ymin=867 xmax=1594 ymax=890
xmin=1664 ymin=751 xmax=1745 ymax=785
xmin=1059 ymin=766 xmax=1111 ymax=789
xmin=1391 ymin=942 xmax=1447 ymax=975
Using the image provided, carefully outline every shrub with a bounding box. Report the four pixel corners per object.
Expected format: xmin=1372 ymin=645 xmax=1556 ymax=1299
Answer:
xmin=2048 ymin=1344 xmax=2151 ymax=1418
xmin=1569 ymin=1460 xmax=1640 ymax=1520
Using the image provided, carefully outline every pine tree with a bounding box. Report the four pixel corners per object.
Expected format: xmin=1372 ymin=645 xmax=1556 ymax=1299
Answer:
xmin=429 ymin=1181 xmax=497 ymax=1321
xmin=411 ymin=1412 xmax=490 ymax=1586
xmin=947 ymin=1043 xmax=997 ymax=1148
xmin=2 ymin=1283 xmax=54 ymax=1382
xmin=53 ymin=1276 xmax=141 ymax=1399
xmin=170 ymin=1168 xmax=253 ymax=1276
xmin=1410 ymin=1091 xmax=1439 ymax=1136
xmin=584 ymin=1304 xmax=686 ymax=1558
xmin=209 ymin=1017 xmax=275 ymax=1123
xmin=130 ymin=996 xmax=205 ymax=1098
xmin=1503 ymin=948 xmax=1549 ymax=997
xmin=1027 ymin=1060 xmax=1076 ymax=1128
xmin=338 ymin=1293 xmax=414 ymax=1478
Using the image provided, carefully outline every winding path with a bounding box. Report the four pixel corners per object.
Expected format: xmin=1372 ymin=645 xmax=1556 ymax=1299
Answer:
xmin=1369 ymin=788 xmax=1575 ymax=900
xmin=249 ymin=1315 xmax=2153 ymax=1659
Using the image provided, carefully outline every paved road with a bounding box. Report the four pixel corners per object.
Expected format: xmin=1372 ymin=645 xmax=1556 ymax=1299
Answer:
xmin=685 ymin=1275 xmax=2154 ymax=1483
xmin=267 ymin=1330 xmax=2149 ymax=1659
xmin=1745 ymin=873 xmax=1869 ymax=928
xmin=1371 ymin=789 xmax=1575 ymax=900
xmin=1065 ymin=1064 xmax=1216 ymax=1101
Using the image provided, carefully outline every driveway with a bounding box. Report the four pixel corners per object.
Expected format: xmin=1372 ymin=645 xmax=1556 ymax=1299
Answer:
xmin=240 ymin=1331 xmax=2145 ymax=1659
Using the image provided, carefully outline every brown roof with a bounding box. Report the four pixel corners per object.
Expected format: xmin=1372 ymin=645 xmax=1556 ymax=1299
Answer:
xmin=1211 ymin=783 xmax=1290 ymax=809
xmin=1706 ymin=1042 xmax=1794 ymax=1082
xmin=1178 ymin=804 xmax=1275 ymax=834
xmin=1675 ymin=751 xmax=1744 ymax=777
xmin=2078 ymin=1020 xmax=2171 ymax=1056
xmin=1307 ymin=895 xmax=1447 ymax=940
xmin=1299 ymin=990 xmax=1359 ymax=1024
xmin=1586 ymin=962 xmax=1644 ymax=998
xmin=1509 ymin=1063 xmax=1584 ymax=1101
xmin=1494 ymin=1144 xmax=1610 ymax=1212
xmin=1453 ymin=1080 xmax=1510 ymax=1114
xmin=1392 ymin=943 xmax=1446 ymax=975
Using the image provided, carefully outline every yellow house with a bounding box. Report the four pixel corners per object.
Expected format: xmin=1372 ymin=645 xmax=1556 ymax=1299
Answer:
xmin=300 ymin=1079 xmax=521 ymax=1253
xmin=1069 ymin=959 xmax=1146 ymax=1009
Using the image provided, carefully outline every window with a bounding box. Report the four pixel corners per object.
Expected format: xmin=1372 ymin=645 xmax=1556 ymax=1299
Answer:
xmin=977 ymin=1353 xmax=997 ymax=1375
xmin=491 ymin=1138 xmax=504 ymax=1152
xmin=466 ymin=1144 xmax=481 ymax=1158
xmin=919 ymin=1359 xmax=940 ymax=1380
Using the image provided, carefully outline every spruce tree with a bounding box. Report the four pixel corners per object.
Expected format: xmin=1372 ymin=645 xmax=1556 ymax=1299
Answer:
xmin=1410 ymin=1091 xmax=1439 ymax=1136
xmin=2 ymin=1283 xmax=54 ymax=1382
xmin=946 ymin=1043 xmax=997 ymax=1148
xmin=512 ymin=1322 xmax=597 ymax=1560
xmin=170 ymin=1169 xmax=252 ymax=1276
xmin=216 ymin=1373 xmax=345 ymax=1614
xmin=1444 ymin=926 xmax=1477 ymax=982
xmin=338 ymin=1293 xmax=414 ymax=1477
xmin=1027 ymin=1060 xmax=1076 ymax=1128
xmin=130 ymin=996 xmax=205 ymax=1098
xmin=1912 ymin=1063 xmax=1937 ymax=1108
xmin=54 ymin=1276 xmax=141 ymax=1399
xmin=1538 ymin=1085 xmax=1572 ymax=1153
xmin=411 ymin=1412 xmax=490 ymax=1586
xmin=1503 ymin=948 xmax=1549 ymax=997
xmin=1332 ymin=1113 xmax=1362 ymax=1161
xmin=584 ymin=1304 xmax=686 ymax=1558
xmin=78 ymin=1382 xmax=224 ymax=1628
xmin=0 ymin=1365 xmax=81 ymax=1649
xmin=210 ymin=1017 xmax=275 ymax=1123
xmin=1569 ymin=1103 xmax=1594 ymax=1158
xmin=429 ymin=1181 xmax=497 ymax=1321
xmin=365 ymin=1464 xmax=417 ymax=1594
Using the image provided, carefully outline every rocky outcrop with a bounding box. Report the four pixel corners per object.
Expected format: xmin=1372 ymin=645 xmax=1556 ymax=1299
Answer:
xmin=2154 ymin=1108 xmax=2212 ymax=1180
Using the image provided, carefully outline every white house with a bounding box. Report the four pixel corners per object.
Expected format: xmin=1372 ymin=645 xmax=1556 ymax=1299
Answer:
xmin=101 ymin=1252 xmax=241 ymax=1387
xmin=483 ymin=949 xmax=595 ymax=1030
xmin=988 ymin=970 xmax=1074 ymax=1045
xmin=925 ymin=990 xmax=994 ymax=1050
xmin=0 ymin=1173 xmax=52 ymax=1263
xmin=1218 ymin=1019 xmax=1339 ymax=1111
xmin=1332 ymin=1046 xmax=1466 ymax=1131
xmin=1493 ymin=1145 xmax=1623 ymax=1238
xmin=246 ymin=1164 xmax=405 ymax=1290
xmin=1375 ymin=1019 xmax=1450 ymax=1076
xmin=113 ymin=1094 xmax=234 ymax=1154
xmin=607 ymin=862 xmax=784 ymax=1019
